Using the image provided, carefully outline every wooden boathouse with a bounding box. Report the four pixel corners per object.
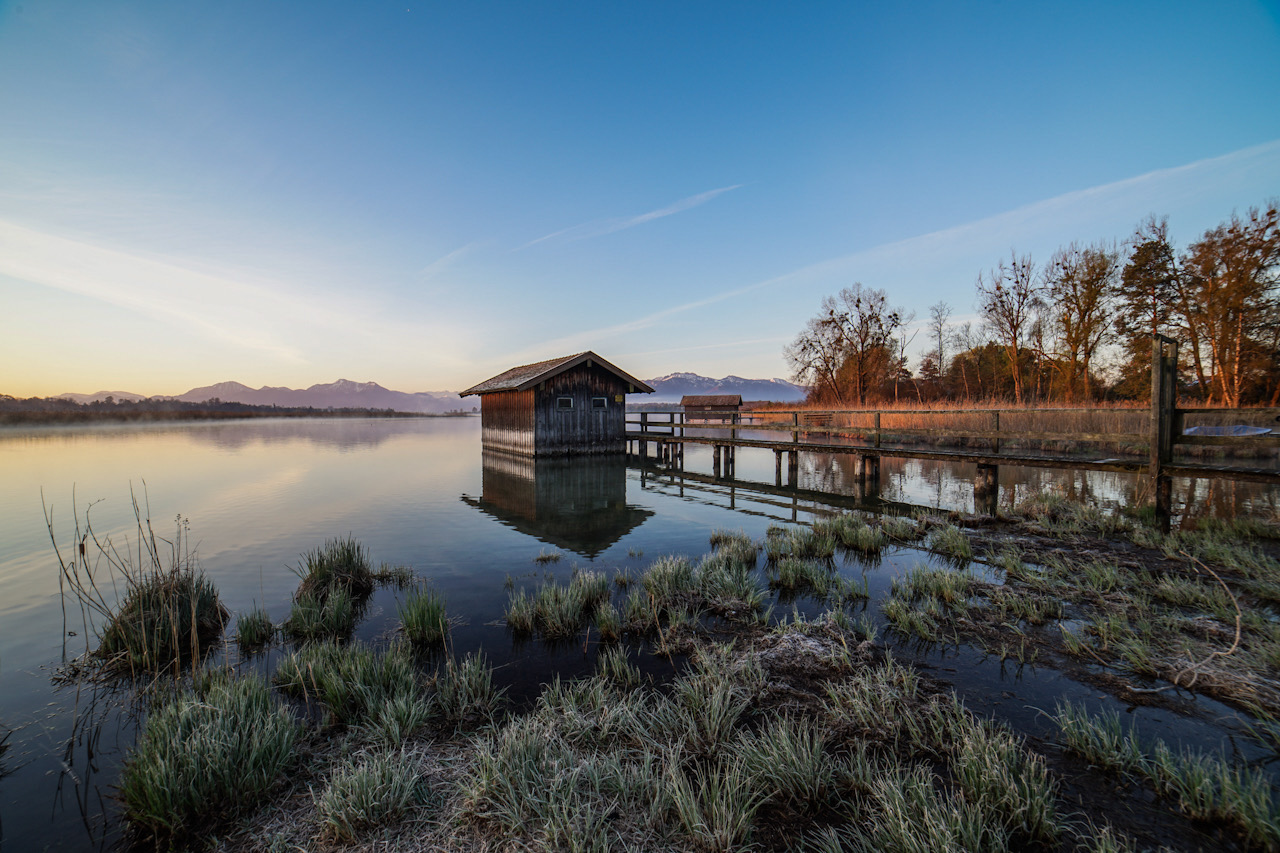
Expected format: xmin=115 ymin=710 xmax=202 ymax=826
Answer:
xmin=680 ymin=394 xmax=742 ymax=419
xmin=460 ymin=351 xmax=653 ymax=456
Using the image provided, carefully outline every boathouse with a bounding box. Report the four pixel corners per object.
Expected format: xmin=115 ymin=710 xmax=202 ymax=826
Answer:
xmin=460 ymin=351 xmax=653 ymax=456
xmin=681 ymin=394 xmax=742 ymax=420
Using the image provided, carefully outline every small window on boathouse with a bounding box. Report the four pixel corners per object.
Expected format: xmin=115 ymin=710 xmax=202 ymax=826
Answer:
xmin=557 ymin=396 xmax=573 ymax=410
xmin=591 ymin=397 xmax=607 ymax=409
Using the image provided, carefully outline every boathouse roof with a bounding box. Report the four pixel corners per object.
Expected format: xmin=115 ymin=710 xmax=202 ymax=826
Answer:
xmin=681 ymin=395 xmax=742 ymax=408
xmin=459 ymin=351 xmax=655 ymax=397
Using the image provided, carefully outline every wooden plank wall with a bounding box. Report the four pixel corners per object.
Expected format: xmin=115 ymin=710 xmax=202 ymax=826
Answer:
xmin=480 ymin=390 xmax=535 ymax=455
xmin=535 ymin=364 xmax=627 ymax=455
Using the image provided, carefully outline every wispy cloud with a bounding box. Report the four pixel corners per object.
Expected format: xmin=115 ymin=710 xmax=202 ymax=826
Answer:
xmin=0 ymin=219 xmax=371 ymax=362
xmin=619 ymin=336 xmax=791 ymax=359
xmin=519 ymin=184 xmax=743 ymax=249
xmin=526 ymin=140 xmax=1280 ymax=356
xmin=419 ymin=241 xmax=482 ymax=282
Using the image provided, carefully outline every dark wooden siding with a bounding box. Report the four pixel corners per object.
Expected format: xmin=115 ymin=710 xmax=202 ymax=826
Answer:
xmin=533 ymin=363 xmax=627 ymax=455
xmin=480 ymin=390 xmax=535 ymax=455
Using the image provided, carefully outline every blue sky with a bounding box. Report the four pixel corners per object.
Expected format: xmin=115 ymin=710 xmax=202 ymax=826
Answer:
xmin=1 ymin=1 xmax=1278 ymax=396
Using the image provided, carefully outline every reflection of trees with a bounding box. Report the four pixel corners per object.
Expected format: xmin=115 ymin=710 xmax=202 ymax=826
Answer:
xmin=781 ymin=450 xmax=1277 ymax=521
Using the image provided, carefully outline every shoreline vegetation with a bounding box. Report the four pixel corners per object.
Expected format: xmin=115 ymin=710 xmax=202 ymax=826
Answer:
xmin=51 ymin=495 xmax=1280 ymax=851
xmin=0 ymin=394 xmax=473 ymax=425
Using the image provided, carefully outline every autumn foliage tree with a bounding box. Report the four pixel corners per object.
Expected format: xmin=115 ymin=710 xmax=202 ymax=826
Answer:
xmin=785 ymin=198 xmax=1279 ymax=408
xmin=1175 ymin=203 xmax=1280 ymax=406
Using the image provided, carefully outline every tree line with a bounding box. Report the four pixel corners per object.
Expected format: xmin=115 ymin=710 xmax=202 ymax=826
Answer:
xmin=786 ymin=200 xmax=1280 ymax=408
xmin=0 ymin=395 xmax=448 ymax=425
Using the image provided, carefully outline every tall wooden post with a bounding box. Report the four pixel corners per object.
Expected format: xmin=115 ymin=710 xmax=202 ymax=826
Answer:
xmin=992 ymin=411 xmax=1000 ymax=455
xmin=1150 ymin=334 xmax=1178 ymax=533
xmin=639 ymin=412 xmax=648 ymax=462
xmin=713 ymin=445 xmax=721 ymax=478
xmin=874 ymin=412 xmax=881 ymax=449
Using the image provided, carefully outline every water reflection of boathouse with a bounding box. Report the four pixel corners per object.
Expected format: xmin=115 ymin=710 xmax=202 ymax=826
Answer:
xmin=462 ymin=451 xmax=652 ymax=558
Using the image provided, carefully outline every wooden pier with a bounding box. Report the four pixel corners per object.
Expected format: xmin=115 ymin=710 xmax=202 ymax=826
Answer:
xmin=627 ymin=342 xmax=1280 ymax=528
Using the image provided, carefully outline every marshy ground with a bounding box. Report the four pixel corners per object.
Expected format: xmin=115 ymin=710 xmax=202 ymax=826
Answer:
xmin=63 ymin=498 xmax=1280 ymax=852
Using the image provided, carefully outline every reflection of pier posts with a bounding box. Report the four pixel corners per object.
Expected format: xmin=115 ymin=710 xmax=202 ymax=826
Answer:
xmin=639 ymin=412 xmax=648 ymax=463
xmin=975 ymin=464 xmax=999 ymax=516
xmin=856 ymin=454 xmax=880 ymax=491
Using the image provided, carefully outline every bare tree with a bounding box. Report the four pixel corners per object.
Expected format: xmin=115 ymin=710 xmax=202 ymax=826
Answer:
xmin=786 ymin=284 xmax=903 ymax=405
xmin=785 ymin=312 xmax=848 ymax=404
xmin=892 ymin=311 xmax=917 ymax=404
xmin=1043 ymin=241 xmax=1118 ymax=401
xmin=928 ymin=301 xmax=952 ymax=381
xmin=976 ymin=253 xmax=1042 ymax=404
xmin=948 ymin=321 xmax=975 ymax=401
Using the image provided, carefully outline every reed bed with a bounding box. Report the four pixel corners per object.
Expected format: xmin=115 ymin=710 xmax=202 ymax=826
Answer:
xmin=45 ymin=492 xmax=229 ymax=674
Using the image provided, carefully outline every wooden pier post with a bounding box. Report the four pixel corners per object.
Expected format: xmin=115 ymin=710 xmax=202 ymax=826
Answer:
xmin=713 ymin=445 xmax=722 ymax=478
xmin=775 ymin=450 xmax=783 ymax=486
xmin=726 ymin=446 xmax=735 ymax=479
xmin=639 ymin=412 xmax=648 ymax=462
xmin=787 ymin=450 xmax=798 ymax=487
xmin=1150 ymin=334 xmax=1178 ymax=533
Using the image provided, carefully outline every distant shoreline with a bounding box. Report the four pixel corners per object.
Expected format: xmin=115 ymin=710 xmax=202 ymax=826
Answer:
xmin=0 ymin=407 xmax=474 ymax=426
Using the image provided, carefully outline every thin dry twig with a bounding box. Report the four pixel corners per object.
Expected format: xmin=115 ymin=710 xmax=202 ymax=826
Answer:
xmin=1168 ymin=552 xmax=1242 ymax=690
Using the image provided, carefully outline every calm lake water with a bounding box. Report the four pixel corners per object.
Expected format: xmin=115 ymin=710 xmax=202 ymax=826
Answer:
xmin=1 ymin=416 xmax=1276 ymax=851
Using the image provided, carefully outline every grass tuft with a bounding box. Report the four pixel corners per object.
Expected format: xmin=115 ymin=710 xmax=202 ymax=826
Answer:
xmin=434 ymin=652 xmax=505 ymax=728
xmin=398 ymin=587 xmax=448 ymax=647
xmin=234 ymin=603 xmax=275 ymax=651
xmin=98 ymin=565 xmax=228 ymax=672
xmin=274 ymin=640 xmax=418 ymax=728
xmin=283 ymin=587 xmax=357 ymax=643
xmin=317 ymin=749 xmax=421 ymax=841
xmin=119 ymin=673 xmax=297 ymax=843
xmin=294 ymin=535 xmax=374 ymax=600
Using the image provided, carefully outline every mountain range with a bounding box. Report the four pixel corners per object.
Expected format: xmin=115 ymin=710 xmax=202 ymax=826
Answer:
xmin=56 ymin=373 xmax=807 ymax=412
